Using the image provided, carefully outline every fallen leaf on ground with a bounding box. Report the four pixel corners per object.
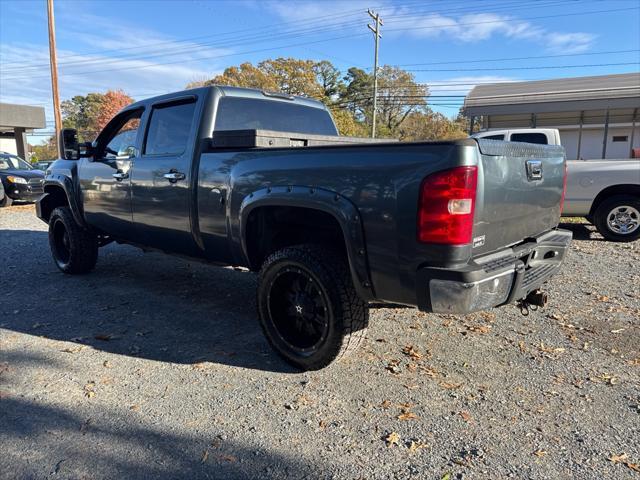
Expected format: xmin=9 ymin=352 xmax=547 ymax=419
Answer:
xmin=385 ymin=431 xmax=400 ymax=447
xmin=398 ymin=409 xmax=419 ymax=421
xmin=409 ymin=441 xmax=428 ymax=452
xmin=518 ymin=341 xmax=526 ymax=353
xmin=534 ymin=450 xmax=548 ymax=457
xmin=130 ymin=404 xmax=140 ymax=411
xmin=402 ymin=345 xmax=423 ymax=360
xmin=610 ymin=453 xmax=628 ymax=463
xmin=380 ymin=400 xmax=392 ymax=409
xmin=418 ymin=365 xmax=438 ymax=377
xmin=538 ymin=342 xmax=565 ymax=354
xmin=467 ymin=325 xmax=491 ymax=334
xmin=439 ymin=382 xmax=462 ymax=390
xmin=103 ymin=360 xmax=112 ymax=368
xmin=459 ymin=411 xmax=472 ymax=422
xmin=83 ymin=382 xmax=95 ymax=398
xmin=201 ymin=450 xmax=209 ymax=463
xmin=610 ymin=328 xmax=625 ymax=334
xmin=219 ymin=454 xmax=237 ymax=463
xmin=94 ymin=334 xmax=113 ymax=341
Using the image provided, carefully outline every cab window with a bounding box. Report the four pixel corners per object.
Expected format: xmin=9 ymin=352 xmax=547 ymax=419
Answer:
xmin=510 ymin=133 xmax=548 ymax=144
xmin=144 ymin=100 xmax=196 ymax=156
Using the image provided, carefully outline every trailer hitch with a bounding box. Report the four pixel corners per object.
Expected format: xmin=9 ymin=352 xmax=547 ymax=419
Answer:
xmin=516 ymin=289 xmax=548 ymax=316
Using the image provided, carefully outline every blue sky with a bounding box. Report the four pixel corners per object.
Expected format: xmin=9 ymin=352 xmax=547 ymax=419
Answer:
xmin=1 ymin=0 xmax=639 ymax=143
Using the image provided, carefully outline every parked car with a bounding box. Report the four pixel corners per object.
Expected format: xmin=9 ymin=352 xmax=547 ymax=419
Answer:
xmin=34 ymin=160 xmax=55 ymax=171
xmin=0 ymin=152 xmax=45 ymax=207
xmin=37 ymin=86 xmax=571 ymax=370
xmin=472 ymin=129 xmax=640 ymax=242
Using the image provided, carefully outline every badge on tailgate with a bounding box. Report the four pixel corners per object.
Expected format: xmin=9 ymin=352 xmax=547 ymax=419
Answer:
xmin=526 ymin=160 xmax=543 ymax=181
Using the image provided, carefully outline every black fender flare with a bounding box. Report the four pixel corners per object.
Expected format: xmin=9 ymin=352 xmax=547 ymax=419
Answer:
xmin=238 ymin=186 xmax=374 ymax=301
xmin=37 ymin=174 xmax=87 ymax=228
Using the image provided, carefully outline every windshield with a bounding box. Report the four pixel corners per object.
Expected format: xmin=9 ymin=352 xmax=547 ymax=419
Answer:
xmin=0 ymin=154 xmax=33 ymax=171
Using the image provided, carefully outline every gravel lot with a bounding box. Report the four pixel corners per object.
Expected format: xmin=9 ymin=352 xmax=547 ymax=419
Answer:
xmin=1 ymin=204 xmax=639 ymax=480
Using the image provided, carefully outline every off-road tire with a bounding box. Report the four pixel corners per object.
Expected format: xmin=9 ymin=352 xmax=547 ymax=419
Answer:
xmin=257 ymin=244 xmax=369 ymax=370
xmin=593 ymin=195 xmax=640 ymax=242
xmin=48 ymin=206 xmax=98 ymax=274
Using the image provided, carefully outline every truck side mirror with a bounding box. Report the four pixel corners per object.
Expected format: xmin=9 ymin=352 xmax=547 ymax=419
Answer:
xmin=60 ymin=128 xmax=79 ymax=160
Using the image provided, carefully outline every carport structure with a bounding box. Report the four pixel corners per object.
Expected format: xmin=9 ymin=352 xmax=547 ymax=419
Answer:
xmin=463 ymin=73 xmax=640 ymax=160
xmin=0 ymin=102 xmax=46 ymax=159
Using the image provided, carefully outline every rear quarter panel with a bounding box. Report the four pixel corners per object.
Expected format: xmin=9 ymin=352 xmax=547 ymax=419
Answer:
xmin=197 ymin=141 xmax=477 ymax=305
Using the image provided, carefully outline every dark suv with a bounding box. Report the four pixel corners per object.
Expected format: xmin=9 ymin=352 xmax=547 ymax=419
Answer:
xmin=0 ymin=152 xmax=45 ymax=207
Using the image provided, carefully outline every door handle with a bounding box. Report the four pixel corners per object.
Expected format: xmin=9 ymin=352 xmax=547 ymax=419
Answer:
xmin=163 ymin=171 xmax=186 ymax=183
xmin=112 ymin=172 xmax=129 ymax=181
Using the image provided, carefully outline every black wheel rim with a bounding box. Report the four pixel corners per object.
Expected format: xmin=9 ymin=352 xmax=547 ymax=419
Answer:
xmin=267 ymin=267 xmax=330 ymax=355
xmin=52 ymin=219 xmax=71 ymax=265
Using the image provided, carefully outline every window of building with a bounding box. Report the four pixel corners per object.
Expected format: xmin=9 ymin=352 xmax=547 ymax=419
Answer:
xmin=612 ymin=135 xmax=628 ymax=142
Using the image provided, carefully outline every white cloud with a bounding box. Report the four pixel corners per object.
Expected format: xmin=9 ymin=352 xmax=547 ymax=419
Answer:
xmin=265 ymin=1 xmax=596 ymax=54
xmin=545 ymin=32 xmax=596 ymax=54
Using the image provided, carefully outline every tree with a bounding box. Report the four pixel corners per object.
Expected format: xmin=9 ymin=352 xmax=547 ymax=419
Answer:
xmin=60 ymin=90 xmax=133 ymax=141
xmin=395 ymin=110 xmax=468 ymax=142
xmin=30 ymin=136 xmax=58 ymax=161
xmin=313 ymin=60 xmax=344 ymax=102
xmin=258 ymin=58 xmax=323 ymax=98
xmin=188 ymin=62 xmax=278 ymax=91
xmin=376 ymin=66 xmax=428 ymax=134
xmin=95 ymin=90 xmax=134 ymax=131
xmin=61 ymin=92 xmax=104 ymax=137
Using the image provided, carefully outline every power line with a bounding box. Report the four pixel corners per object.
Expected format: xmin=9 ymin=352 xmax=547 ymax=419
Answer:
xmin=1 ymin=0 xmax=607 ymax=76
xmin=4 ymin=0 xmax=576 ymax=71
xmin=388 ymin=49 xmax=640 ymax=67
xmin=404 ymin=62 xmax=639 ymax=72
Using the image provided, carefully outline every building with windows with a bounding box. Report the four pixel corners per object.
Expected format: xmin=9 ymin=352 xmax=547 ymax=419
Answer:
xmin=463 ymin=72 xmax=640 ymax=160
xmin=0 ymin=102 xmax=46 ymax=159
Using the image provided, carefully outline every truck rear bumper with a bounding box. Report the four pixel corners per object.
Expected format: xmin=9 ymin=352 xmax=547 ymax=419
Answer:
xmin=416 ymin=229 xmax=572 ymax=314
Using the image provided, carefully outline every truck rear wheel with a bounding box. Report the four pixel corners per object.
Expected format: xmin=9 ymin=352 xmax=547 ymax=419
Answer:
xmin=593 ymin=195 xmax=640 ymax=242
xmin=257 ymin=244 xmax=368 ymax=371
xmin=48 ymin=206 xmax=98 ymax=274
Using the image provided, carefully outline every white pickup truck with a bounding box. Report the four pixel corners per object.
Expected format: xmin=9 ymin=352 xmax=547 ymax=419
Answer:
xmin=472 ymin=128 xmax=640 ymax=242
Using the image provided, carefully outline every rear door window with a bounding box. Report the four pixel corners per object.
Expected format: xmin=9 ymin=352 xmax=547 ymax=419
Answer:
xmin=144 ymin=100 xmax=196 ymax=156
xmin=510 ymin=133 xmax=548 ymax=144
xmin=483 ymin=134 xmax=504 ymax=140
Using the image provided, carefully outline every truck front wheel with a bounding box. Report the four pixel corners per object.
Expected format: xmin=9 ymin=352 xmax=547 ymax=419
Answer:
xmin=257 ymin=244 xmax=369 ymax=371
xmin=593 ymin=195 xmax=640 ymax=242
xmin=48 ymin=207 xmax=98 ymax=274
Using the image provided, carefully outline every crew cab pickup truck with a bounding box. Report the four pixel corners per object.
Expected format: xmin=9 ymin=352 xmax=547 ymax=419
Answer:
xmin=37 ymin=86 xmax=571 ymax=370
xmin=473 ymin=128 xmax=640 ymax=241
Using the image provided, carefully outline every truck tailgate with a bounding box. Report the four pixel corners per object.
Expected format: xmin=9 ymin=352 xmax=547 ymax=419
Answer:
xmin=472 ymin=139 xmax=565 ymax=254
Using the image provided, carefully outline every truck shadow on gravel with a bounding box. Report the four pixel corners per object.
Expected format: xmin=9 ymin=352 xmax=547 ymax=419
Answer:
xmin=0 ymin=229 xmax=301 ymax=374
xmin=558 ymin=221 xmax=602 ymax=241
xmin=0 ymin=395 xmax=317 ymax=479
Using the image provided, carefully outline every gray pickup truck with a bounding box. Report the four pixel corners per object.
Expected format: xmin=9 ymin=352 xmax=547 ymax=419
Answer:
xmin=37 ymin=86 xmax=571 ymax=370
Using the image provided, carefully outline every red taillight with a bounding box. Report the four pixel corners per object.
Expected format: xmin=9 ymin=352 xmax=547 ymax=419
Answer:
xmin=559 ymin=160 xmax=568 ymax=214
xmin=417 ymin=166 xmax=478 ymax=245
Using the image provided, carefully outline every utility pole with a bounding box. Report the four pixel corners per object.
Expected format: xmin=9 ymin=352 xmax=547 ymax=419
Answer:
xmin=367 ymin=9 xmax=382 ymax=138
xmin=47 ymin=0 xmax=63 ymax=157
